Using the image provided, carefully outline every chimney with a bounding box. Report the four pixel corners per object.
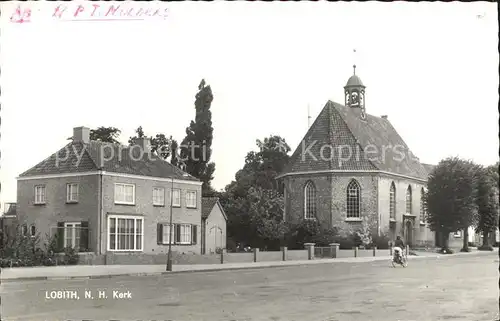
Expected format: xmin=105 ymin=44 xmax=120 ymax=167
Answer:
xmin=136 ymin=137 xmax=151 ymax=153
xmin=381 ymin=115 xmax=388 ymax=119
xmin=73 ymin=126 xmax=90 ymax=144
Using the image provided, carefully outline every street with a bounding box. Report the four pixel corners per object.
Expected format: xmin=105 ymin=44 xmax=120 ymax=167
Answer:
xmin=1 ymin=253 xmax=498 ymax=321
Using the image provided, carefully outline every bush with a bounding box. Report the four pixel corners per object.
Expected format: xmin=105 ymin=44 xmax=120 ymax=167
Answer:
xmin=0 ymin=258 xmax=11 ymax=268
xmin=335 ymin=236 xmax=355 ymax=250
xmin=438 ymin=248 xmax=454 ymax=254
xmin=478 ymin=245 xmax=494 ymax=251
xmin=0 ymin=230 xmax=79 ymax=267
xmin=367 ymin=233 xmax=391 ymax=250
xmin=284 ymin=221 xmax=340 ymax=249
xmin=62 ymin=247 xmax=79 ymax=265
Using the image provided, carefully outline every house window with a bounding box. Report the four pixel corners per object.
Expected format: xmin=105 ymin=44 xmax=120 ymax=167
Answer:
xmin=108 ymin=216 xmax=143 ymax=251
xmin=420 ymin=188 xmax=426 ymax=222
xmin=34 ymin=185 xmax=46 ymax=204
xmin=178 ymin=224 xmax=192 ymax=244
xmin=64 ymin=222 xmax=81 ymax=250
xmin=153 ymin=187 xmax=165 ymax=206
xmin=162 ymin=223 xmax=175 ymax=244
xmin=186 ymin=191 xmax=197 ymax=208
xmin=389 ymin=182 xmax=396 ymax=220
xmin=158 ymin=223 xmax=197 ymax=245
xmin=30 ymin=225 xmax=36 ymax=237
xmin=347 ymin=180 xmax=361 ymax=218
xmin=66 ymin=183 xmax=79 ymax=203
xmin=172 ymin=189 xmax=181 ymax=207
xmin=304 ymin=181 xmax=316 ymax=219
xmin=114 ymin=183 xmax=135 ymax=205
xmin=406 ymin=185 xmax=412 ymax=214
xmin=21 ymin=224 xmax=28 ymax=236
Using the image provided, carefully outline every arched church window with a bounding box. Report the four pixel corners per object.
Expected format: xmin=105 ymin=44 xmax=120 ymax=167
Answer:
xmin=304 ymin=181 xmax=316 ymax=220
xmin=347 ymin=180 xmax=361 ymax=218
xmin=406 ymin=185 xmax=412 ymax=214
xmin=389 ymin=182 xmax=396 ymax=219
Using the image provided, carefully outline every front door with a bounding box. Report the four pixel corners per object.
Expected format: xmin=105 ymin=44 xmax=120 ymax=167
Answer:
xmin=405 ymin=220 xmax=413 ymax=247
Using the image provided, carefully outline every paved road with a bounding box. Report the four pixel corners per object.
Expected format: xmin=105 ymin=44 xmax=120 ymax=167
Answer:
xmin=1 ymin=253 xmax=498 ymax=321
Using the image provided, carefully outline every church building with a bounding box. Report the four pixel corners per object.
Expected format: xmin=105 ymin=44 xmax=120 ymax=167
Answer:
xmin=278 ymin=65 xmax=440 ymax=247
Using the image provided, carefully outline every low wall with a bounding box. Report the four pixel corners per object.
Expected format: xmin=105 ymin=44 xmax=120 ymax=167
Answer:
xmin=77 ymin=252 xmax=221 ymax=265
xmin=224 ymin=252 xmax=254 ymax=263
xmin=75 ymin=246 xmax=389 ymax=266
xmin=287 ymin=249 xmax=308 ymax=261
xmin=336 ymin=249 xmax=386 ymax=258
xmin=258 ymin=251 xmax=283 ymax=262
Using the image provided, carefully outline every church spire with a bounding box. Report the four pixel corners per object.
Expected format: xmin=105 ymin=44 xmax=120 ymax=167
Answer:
xmin=344 ymin=63 xmax=366 ymax=120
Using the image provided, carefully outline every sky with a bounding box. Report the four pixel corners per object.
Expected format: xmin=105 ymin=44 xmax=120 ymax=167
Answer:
xmin=0 ymin=1 xmax=498 ymax=210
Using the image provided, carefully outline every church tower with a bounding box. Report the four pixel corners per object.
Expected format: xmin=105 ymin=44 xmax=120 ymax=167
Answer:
xmin=344 ymin=65 xmax=366 ymax=120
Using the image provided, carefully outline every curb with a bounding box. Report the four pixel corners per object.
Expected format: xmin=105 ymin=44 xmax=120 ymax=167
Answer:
xmin=1 ymin=251 xmax=495 ymax=283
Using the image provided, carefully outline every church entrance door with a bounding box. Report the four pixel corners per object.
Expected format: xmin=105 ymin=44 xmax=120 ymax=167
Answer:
xmin=405 ymin=220 xmax=413 ymax=247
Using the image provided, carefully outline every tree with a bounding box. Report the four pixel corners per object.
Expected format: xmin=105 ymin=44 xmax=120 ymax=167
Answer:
xmin=247 ymin=187 xmax=288 ymax=250
xmin=128 ymin=126 xmax=175 ymax=160
xmin=424 ymin=157 xmax=479 ymax=252
xmin=220 ymin=135 xmax=291 ymax=247
xmin=475 ymin=162 xmax=499 ymax=250
xmin=90 ymin=127 xmax=121 ymax=144
xmin=178 ymin=79 xmax=216 ymax=195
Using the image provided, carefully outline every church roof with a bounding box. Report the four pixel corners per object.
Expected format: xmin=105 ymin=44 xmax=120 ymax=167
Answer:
xmin=421 ymin=163 xmax=436 ymax=176
xmin=280 ymin=101 xmax=429 ymax=181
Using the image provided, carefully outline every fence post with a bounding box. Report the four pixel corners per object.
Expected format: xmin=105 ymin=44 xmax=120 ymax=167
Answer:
xmin=373 ymin=246 xmax=377 ymax=257
xmin=354 ymin=247 xmax=358 ymax=258
xmin=281 ymin=246 xmax=287 ymax=261
xmin=253 ymin=248 xmax=259 ymax=262
xmin=330 ymin=243 xmax=340 ymax=258
xmin=304 ymin=243 xmax=315 ymax=260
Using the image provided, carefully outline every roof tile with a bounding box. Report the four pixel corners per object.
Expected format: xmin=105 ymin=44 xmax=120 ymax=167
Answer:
xmin=19 ymin=141 xmax=199 ymax=182
xmin=283 ymin=101 xmax=428 ymax=180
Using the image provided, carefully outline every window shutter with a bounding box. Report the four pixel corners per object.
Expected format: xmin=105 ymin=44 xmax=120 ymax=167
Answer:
xmin=192 ymin=225 xmax=197 ymax=245
xmin=80 ymin=221 xmax=89 ymax=251
xmin=56 ymin=222 xmax=64 ymax=252
xmin=157 ymin=223 xmax=163 ymax=245
xmin=175 ymin=224 xmax=181 ymax=244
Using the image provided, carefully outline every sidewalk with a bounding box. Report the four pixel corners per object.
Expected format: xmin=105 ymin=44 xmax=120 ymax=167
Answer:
xmin=0 ymin=250 xmax=494 ymax=282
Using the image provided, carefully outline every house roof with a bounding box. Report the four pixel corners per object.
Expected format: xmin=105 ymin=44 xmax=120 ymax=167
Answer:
xmin=202 ymin=197 xmax=227 ymax=221
xmin=18 ymin=141 xmax=199 ymax=182
xmin=281 ymin=101 xmax=429 ymax=180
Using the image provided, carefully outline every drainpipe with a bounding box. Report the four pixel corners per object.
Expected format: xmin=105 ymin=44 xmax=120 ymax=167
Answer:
xmin=96 ymin=170 xmax=102 ymax=256
xmin=375 ymin=176 xmax=380 ymax=236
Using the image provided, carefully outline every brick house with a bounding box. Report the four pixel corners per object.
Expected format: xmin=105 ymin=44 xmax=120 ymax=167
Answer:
xmin=16 ymin=127 xmax=203 ymax=261
xmin=201 ymin=197 xmax=227 ymax=254
xmin=277 ymin=66 xmax=463 ymax=248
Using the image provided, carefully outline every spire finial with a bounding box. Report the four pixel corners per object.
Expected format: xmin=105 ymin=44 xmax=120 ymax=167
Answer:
xmin=353 ymin=64 xmax=356 ymax=75
xmin=307 ymin=104 xmax=312 ymax=128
